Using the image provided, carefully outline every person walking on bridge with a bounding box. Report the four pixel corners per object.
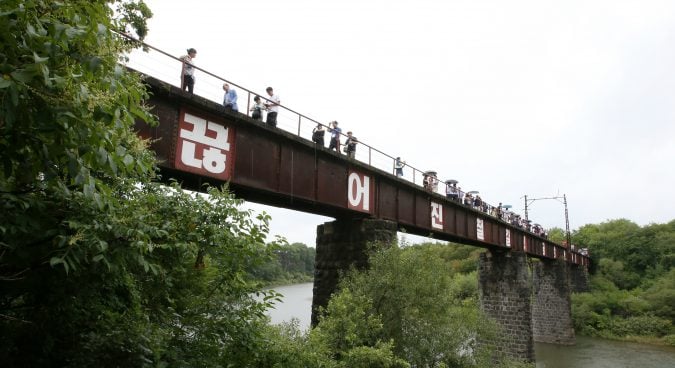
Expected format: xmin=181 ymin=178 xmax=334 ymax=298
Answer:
xmin=222 ymin=83 xmax=238 ymax=112
xmin=264 ymin=87 xmax=280 ymax=127
xmin=179 ymin=48 xmax=196 ymax=93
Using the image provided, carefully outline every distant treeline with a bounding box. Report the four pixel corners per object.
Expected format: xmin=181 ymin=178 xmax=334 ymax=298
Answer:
xmin=248 ymin=242 xmax=316 ymax=285
xmin=570 ymin=219 xmax=674 ymax=344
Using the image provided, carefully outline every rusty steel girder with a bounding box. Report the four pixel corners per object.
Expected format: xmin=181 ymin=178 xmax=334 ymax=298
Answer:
xmin=134 ymin=76 xmax=589 ymax=266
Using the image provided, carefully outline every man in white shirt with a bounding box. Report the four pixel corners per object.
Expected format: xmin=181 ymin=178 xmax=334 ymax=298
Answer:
xmin=264 ymin=87 xmax=280 ymax=127
xmin=179 ymin=48 xmax=197 ymax=93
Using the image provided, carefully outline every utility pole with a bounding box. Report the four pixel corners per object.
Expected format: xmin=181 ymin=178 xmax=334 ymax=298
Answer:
xmin=522 ymin=194 xmax=571 ymax=246
xmin=563 ymin=194 xmax=571 ymax=246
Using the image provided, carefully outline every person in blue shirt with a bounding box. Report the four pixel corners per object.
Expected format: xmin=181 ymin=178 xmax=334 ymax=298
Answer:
xmin=222 ymin=83 xmax=238 ymax=112
xmin=328 ymin=121 xmax=341 ymax=153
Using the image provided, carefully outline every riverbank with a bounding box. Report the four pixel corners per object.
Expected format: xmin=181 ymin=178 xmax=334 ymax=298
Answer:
xmin=259 ymin=275 xmax=313 ymax=288
xmin=578 ymin=333 xmax=675 ymax=347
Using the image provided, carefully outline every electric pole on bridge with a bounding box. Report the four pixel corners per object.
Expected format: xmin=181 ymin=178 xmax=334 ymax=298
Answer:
xmin=522 ymin=194 xmax=571 ymax=247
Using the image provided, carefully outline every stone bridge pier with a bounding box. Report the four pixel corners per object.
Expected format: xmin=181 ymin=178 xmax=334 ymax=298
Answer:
xmin=312 ymin=222 xmax=580 ymax=362
xmin=532 ymin=259 xmax=575 ymax=345
xmin=479 ymin=250 xmax=578 ymax=362
xmin=311 ymin=218 xmax=397 ymax=327
xmin=478 ymin=250 xmax=535 ymax=362
xmin=569 ymin=263 xmax=590 ymax=293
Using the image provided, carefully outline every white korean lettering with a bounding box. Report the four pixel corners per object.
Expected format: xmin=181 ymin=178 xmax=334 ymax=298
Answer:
xmin=476 ymin=218 xmax=484 ymax=240
xmin=181 ymin=113 xmax=230 ymax=151
xmin=431 ymin=202 xmax=443 ymax=229
xmin=202 ymin=147 xmax=227 ymax=174
xmin=348 ymin=172 xmax=370 ymax=211
xmin=180 ymin=141 xmax=202 ymax=169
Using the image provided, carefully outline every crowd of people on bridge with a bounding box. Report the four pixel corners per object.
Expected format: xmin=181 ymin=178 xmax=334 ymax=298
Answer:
xmin=419 ymin=171 xmax=550 ymax=238
xmin=178 ymin=47 xmax=562 ymax=242
xmin=179 ymin=48 xmax=359 ymax=158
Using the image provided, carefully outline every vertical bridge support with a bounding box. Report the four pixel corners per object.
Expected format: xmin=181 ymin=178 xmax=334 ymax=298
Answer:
xmin=311 ymin=218 xmax=397 ymax=327
xmin=532 ymin=259 xmax=575 ymax=345
xmin=478 ymin=250 xmax=534 ymax=362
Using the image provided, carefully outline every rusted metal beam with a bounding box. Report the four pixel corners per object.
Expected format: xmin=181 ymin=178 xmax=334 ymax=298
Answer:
xmin=135 ymin=75 xmax=589 ymax=266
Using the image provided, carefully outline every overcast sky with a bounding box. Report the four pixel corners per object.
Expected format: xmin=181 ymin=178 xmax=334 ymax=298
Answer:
xmin=128 ymin=0 xmax=675 ymax=247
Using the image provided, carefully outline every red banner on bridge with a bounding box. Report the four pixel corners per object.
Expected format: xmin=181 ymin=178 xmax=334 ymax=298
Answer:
xmin=175 ymin=109 xmax=235 ymax=181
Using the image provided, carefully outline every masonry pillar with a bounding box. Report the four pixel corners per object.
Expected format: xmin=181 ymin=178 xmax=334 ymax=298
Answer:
xmin=568 ymin=264 xmax=590 ymax=293
xmin=478 ymin=250 xmax=534 ymax=362
xmin=311 ymin=218 xmax=397 ymax=327
xmin=532 ymin=259 xmax=575 ymax=345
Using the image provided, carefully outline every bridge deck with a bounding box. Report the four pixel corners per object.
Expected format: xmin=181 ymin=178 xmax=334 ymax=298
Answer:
xmin=136 ymin=75 xmax=589 ymax=266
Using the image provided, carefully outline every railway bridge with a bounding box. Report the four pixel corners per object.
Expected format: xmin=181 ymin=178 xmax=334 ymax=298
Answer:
xmin=135 ymin=70 xmax=589 ymax=362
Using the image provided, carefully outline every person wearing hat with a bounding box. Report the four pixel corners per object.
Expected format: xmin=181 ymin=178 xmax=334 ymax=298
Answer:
xmin=180 ymin=48 xmax=197 ymax=93
xmin=327 ymin=121 xmax=341 ymax=153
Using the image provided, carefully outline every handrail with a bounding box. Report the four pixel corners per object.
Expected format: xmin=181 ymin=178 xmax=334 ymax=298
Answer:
xmin=120 ymin=33 xmax=584 ymax=252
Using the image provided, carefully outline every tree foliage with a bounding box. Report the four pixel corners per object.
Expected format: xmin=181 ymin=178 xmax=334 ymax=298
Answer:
xmin=312 ymin=243 xmax=508 ymax=368
xmin=0 ymin=1 xmax=284 ymax=366
xmin=571 ymin=219 xmax=675 ymax=344
xmin=249 ymin=242 xmax=316 ymax=285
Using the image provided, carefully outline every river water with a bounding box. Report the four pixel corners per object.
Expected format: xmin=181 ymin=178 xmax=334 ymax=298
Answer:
xmin=266 ymin=282 xmax=675 ymax=368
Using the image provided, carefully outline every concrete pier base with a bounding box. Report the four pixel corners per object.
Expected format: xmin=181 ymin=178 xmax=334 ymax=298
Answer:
xmin=478 ymin=250 xmax=535 ymax=362
xmin=532 ymin=259 xmax=575 ymax=345
xmin=311 ymin=218 xmax=397 ymax=326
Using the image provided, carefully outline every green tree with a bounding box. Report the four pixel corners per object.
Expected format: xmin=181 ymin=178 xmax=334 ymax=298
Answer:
xmin=642 ymin=268 xmax=675 ymax=320
xmin=1 ymin=0 xmax=155 ymax=272
xmin=248 ymin=242 xmax=316 ymax=284
xmin=571 ymin=219 xmax=675 ymax=343
xmin=0 ymin=1 xmax=284 ymax=366
xmin=316 ymin=244 xmax=499 ymax=368
xmin=547 ymin=227 xmax=566 ymax=244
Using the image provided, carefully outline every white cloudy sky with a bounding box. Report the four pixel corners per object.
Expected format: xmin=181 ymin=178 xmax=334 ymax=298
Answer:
xmin=128 ymin=0 xmax=675 ymax=247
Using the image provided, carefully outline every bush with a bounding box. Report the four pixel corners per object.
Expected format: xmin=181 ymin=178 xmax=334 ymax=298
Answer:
xmin=340 ymin=343 xmax=410 ymax=368
xmin=609 ymin=316 xmax=673 ymax=337
xmin=449 ymin=271 xmax=478 ymax=302
xmin=662 ymin=334 xmax=675 ymax=346
xmin=251 ymin=320 xmax=336 ymax=368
